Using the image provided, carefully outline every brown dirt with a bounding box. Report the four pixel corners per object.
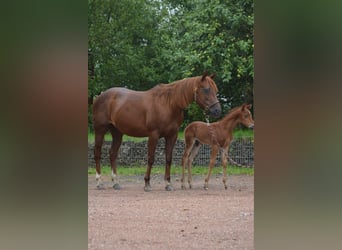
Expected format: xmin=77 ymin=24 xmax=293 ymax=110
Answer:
xmin=88 ymin=173 xmax=254 ymax=250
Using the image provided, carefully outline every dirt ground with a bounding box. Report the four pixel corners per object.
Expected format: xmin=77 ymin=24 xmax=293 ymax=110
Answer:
xmin=88 ymin=173 xmax=254 ymax=250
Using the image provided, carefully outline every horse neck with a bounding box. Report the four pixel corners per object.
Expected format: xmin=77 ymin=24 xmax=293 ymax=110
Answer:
xmin=169 ymin=77 xmax=197 ymax=109
xmin=219 ymin=109 xmax=241 ymax=135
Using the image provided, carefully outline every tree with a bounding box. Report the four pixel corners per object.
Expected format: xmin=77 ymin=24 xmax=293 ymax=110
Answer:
xmin=88 ymin=0 xmax=254 ymax=130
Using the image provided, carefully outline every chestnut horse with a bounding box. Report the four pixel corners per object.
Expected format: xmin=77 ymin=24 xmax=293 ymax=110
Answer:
xmin=181 ymin=104 xmax=254 ymax=190
xmin=93 ymin=72 xmax=221 ymax=191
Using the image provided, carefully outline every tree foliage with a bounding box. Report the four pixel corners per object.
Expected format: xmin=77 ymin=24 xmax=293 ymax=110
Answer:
xmin=88 ymin=0 xmax=253 ymax=130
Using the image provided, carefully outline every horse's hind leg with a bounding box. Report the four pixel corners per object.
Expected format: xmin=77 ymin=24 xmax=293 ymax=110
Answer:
xmin=204 ymin=145 xmax=219 ymax=190
xmin=188 ymin=140 xmax=201 ymax=189
xmin=144 ymin=133 xmax=159 ymax=192
xmin=109 ymin=126 xmax=123 ymax=190
xmin=221 ymin=147 xmax=229 ymax=190
xmin=181 ymin=138 xmax=195 ymax=190
xmin=94 ymin=125 xmax=108 ymax=189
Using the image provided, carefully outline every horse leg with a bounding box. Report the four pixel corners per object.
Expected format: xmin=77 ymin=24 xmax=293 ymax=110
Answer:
xmin=221 ymin=147 xmax=229 ymax=190
xmin=94 ymin=125 xmax=108 ymax=189
xmin=188 ymin=140 xmax=201 ymax=189
xmin=109 ymin=126 xmax=123 ymax=190
xmin=164 ymin=133 xmax=178 ymax=191
xmin=204 ymin=146 xmax=219 ymax=190
xmin=144 ymin=134 xmax=159 ymax=192
xmin=181 ymin=140 xmax=194 ymax=190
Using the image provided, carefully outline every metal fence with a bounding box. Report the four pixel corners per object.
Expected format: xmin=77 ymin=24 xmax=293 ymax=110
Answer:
xmin=88 ymin=136 xmax=254 ymax=167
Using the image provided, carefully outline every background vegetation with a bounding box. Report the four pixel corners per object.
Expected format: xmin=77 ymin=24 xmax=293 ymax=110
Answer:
xmin=88 ymin=0 xmax=253 ymax=131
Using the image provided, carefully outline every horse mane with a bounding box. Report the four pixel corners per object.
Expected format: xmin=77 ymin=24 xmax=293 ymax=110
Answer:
xmin=150 ymin=75 xmax=217 ymax=109
xmin=150 ymin=77 xmax=198 ymax=108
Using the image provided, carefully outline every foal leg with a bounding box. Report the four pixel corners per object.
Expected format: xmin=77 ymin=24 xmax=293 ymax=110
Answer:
xmin=144 ymin=133 xmax=159 ymax=192
xmin=188 ymin=140 xmax=201 ymax=189
xmin=164 ymin=133 xmax=178 ymax=191
xmin=221 ymin=147 xmax=229 ymax=190
xmin=181 ymin=139 xmax=194 ymax=190
xmin=204 ymin=145 xmax=219 ymax=190
xmin=94 ymin=125 xmax=108 ymax=189
xmin=109 ymin=126 xmax=123 ymax=190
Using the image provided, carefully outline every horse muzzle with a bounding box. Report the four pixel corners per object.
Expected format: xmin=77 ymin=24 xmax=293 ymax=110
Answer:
xmin=248 ymin=123 xmax=254 ymax=129
xmin=207 ymin=102 xmax=221 ymax=118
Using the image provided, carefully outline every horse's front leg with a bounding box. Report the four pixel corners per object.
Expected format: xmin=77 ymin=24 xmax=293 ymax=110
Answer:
xmin=204 ymin=146 xmax=219 ymax=190
xmin=144 ymin=134 xmax=159 ymax=192
xmin=94 ymin=126 xmax=107 ymax=189
xmin=109 ymin=127 xmax=123 ymax=190
xmin=165 ymin=134 xmax=178 ymax=191
xmin=221 ymin=146 xmax=229 ymax=190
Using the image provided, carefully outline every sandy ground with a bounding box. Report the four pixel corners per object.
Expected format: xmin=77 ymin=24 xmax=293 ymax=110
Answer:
xmin=88 ymin=173 xmax=254 ymax=250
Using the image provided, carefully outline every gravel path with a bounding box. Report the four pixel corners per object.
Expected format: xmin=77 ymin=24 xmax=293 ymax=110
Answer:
xmin=88 ymin=174 xmax=254 ymax=250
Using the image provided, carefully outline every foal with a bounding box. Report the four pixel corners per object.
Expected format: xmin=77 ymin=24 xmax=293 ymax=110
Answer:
xmin=181 ymin=104 xmax=254 ymax=190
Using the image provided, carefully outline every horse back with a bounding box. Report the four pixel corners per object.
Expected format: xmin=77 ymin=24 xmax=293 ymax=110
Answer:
xmin=93 ymin=87 xmax=181 ymax=137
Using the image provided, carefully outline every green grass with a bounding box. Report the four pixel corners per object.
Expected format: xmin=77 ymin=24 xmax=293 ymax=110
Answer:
xmin=88 ymin=165 xmax=254 ymax=176
xmin=88 ymin=129 xmax=253 ymax=143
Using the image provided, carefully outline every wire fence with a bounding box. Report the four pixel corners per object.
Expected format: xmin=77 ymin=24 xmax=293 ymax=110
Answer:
xmin=88 ymin=136 xmax=254 ymax=168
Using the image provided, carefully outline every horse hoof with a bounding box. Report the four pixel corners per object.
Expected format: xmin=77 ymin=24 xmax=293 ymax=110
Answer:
xmin=189 ymin=185 xmax=192 ymax=189
xmin=165 ymin=185 xmax=174 ymax=191
xmin=113 ymin=183 xmax=121 ymax=190
xmin=224 ymin=186 xmax=228 ymax=190
xmin=144 ymin=185 xmax=152 ymax=192
xmin=181 ymin=185 xmax=186 ymax=190
xmin=203 ymin=185 xmax=208 ymax=190
xmin=96 ymin=184 xmax=104 ymax=190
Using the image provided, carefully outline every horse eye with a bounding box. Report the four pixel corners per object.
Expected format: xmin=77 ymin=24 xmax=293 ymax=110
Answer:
xmin=202 ymin=88 xmax=210 ymax=94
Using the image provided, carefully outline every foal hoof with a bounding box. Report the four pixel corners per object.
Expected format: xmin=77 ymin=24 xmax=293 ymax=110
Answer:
xmin=113 ymin=183 xmax=121 ymax=190
xmin=203 ymin=185 xmax=208 ymax=190
xmin=96 ymin=184 xmax=104 ymax=190
xmin=144 ymin=185 xmax=152 ymax=192
xmin=165 ymin=185 xmax=174 ymax=191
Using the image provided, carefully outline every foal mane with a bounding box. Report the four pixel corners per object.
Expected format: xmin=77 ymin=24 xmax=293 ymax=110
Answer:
xmin=221 ymin=104 xmax=246 ymax=121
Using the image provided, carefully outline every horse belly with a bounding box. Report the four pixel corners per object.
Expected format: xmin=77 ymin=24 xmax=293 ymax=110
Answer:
xmin=191 ymin=122 xmax=214 ymax=145
xmin=112 ymin=112 xmax=149 ymax=137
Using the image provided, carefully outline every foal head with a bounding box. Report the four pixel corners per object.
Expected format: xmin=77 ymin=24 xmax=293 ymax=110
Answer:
xmin=237 ymin=104 xmax=254 ymax=129
xmin=194 ymin=72 xmax=221 ymax=118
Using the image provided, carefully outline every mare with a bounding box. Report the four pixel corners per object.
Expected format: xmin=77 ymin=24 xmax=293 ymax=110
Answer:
xmin=181 ymin=104 xmax=254 ymax=190
xmin=93 ymin=72 xmax=221 ymax=191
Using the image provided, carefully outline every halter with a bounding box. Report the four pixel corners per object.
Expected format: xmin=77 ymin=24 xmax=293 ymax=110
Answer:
xmin=193 ymin=87 xmax=219 ymax=112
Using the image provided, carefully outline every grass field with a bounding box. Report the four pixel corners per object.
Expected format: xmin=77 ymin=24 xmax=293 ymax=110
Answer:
xmin=88 ymin=129 xmax=253 ymax=143
xmin=88 ymin=165 xmax=254 ymax=176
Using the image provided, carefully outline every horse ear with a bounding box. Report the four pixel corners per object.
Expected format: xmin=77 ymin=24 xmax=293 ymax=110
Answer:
xmin=246 ymin=104 xmax=252 ymax=110
xmin=241 ymin=103 xmax=248 ymax=110
xmin=209 ymin=73 xmax=216 ymax=79
xmin=201 ymin=71 xmax=208 ymax=81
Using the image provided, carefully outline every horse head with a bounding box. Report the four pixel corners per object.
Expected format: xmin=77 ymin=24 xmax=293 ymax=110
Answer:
xmin=194 ymin=72 xmax=222 ymax=118
xmin=239 ymin=104 xmax=254 ymax=129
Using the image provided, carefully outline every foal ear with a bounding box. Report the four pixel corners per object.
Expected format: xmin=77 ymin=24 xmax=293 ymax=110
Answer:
xmin=201 ymin=71 xmax=208 ymax=81
xmin=209 ymin=73 xmax=216 ymax=79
